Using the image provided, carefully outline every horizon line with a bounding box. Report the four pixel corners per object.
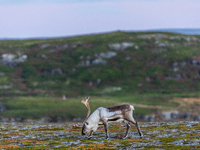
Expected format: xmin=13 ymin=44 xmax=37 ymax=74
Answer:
xmin=1 ymin=28 xmax=200 ymax=41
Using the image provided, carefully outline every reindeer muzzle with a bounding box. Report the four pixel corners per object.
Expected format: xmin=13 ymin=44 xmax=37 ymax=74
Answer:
xmin=81 ymin=132 xmax=86 ymax=136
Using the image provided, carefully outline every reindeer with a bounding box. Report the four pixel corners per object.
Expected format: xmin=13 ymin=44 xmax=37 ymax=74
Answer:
xmin=80 ymin=97 xmax=143 ymax=139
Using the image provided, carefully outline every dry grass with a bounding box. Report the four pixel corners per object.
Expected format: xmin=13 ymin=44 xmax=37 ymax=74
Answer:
xmin=172 ymin=97 xmax=200 ymax=114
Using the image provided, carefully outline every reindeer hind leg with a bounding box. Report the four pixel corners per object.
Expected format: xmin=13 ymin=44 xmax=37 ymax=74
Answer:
xmin=123 ymin=122 xmax=131 ymax=139
xmin=103 ymin=122 xmax=109 ymax=139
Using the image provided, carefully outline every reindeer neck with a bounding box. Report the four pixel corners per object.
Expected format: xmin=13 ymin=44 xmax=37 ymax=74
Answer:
xmin=87 ymin=109 xmax=100 ymax=123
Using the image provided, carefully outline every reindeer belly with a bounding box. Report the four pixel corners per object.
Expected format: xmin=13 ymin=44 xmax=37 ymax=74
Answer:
xmin=107 ymin=114 xmax=127 ymax=124
xmin=108 ymin=118 xmax=125 ymax=124
xmin=99 ymin=107 xmax=126 ymax=124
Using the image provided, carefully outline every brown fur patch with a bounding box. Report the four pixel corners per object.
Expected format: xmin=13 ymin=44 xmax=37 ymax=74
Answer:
xmin=107 ymin=104 xmax=131 ymax=112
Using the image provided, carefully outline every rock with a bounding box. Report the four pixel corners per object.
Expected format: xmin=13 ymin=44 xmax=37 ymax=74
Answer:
xmin=97 ymin=78 xmax=101 ymax=85
xmin=2 ymin=53 xmax=15 ymax=60
xmin=85 ymin=60 xmax=90 ymax=66
xmin=121 ymin=42 xmax=134 ymax=50
xmin=51 ymin=68 xmax=63 ymax=75
xmin=72 ymin=118 xmax=84 ymax=122
xmin=188 ymin=59 xmax=200 ymax=66
xmin=158 ymin=43 xmax=166 ymax=47
xmin=61 ymin=44 xmax=68 ymax=49
xmin=138 ymin=34 xmax=167 ymax=40
xmin=0 ymin=72 xmax=5 ymax=76
xmin=135 ymin=45 xmax=139 ymax=49
xmin=71 ymin=44 xmax=77 ymax=48
xmin=40 ymin=54 xmax=47 ymax=60
xmin=89 ymin=81 xmax=93 ymax=86
xmin=41 ymin=116 xmax=62 ymax=123
xmin=162 ymin=111 xmax=179 ymax=121
xmin=185 ymin=37 xmax=191 ymax=42
xmin=180 ymin=112 xmax=191 ymax=120
xmin=193 ymin=115 xmax=200 ymax=121
xmin=88 ymin=79 xmax=101 ymax=87
xmin=125 ymin=56 xmax=131 ymax=60
xmin=79 ymin=51 xmax=116 ymax=67
xmin=165 ymin=74 xmax=184 ymax=80
xmin=143 ymin=114 xmax=155 ymax=122
xmin=15 ymin=117 xmax=23 ymax=122
xmin=0 ymin=85 xmax=12 ymax=89
xmin=180 ymin=62 xmax=186 ymax=67
xmin=173 ymin=62 xmax=179 ymax=72
xmin=40 ymin=44 xmax=50 ymax=49
xmin=145 ymin=77 xmax=151 ymax=82
xmin=138 ymin=35 xmax=152 ymax=40
xmin=169 ymin=36 xmax=181 ymax=40
xmin=1 ymin=53 xmax=28 ymax=67
xmin=0 ymin=117 xmax=8 ymax=122
xmin=62 ymin=95 xmax=66 ymax=100
xmin=43 ymin=68 xmax=64 ymax=75
xmin=109 ymin=42 xmax=133 ymax=50
xmin=79 ymin=60 xmax=91 ymax=66
xmin=99 ymin=52 xmax=117 ymax=58
xmin=101 ymin=87 xmax=122 ymax=94
xmin=171 ymin=112 xmax=179 ymax=120
xmin=0 ymin=102 xmax=5 ymax=112
xmin=108 ymin=43 xmax=121 ymax=50
xmin=92 ymin=58 xmax=107 ymax=65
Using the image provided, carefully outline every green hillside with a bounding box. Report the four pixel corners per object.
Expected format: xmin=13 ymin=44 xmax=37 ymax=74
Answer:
xmin=0 ymin=31 xmax=200 ymax=121
xmin=1 ymin=31 xmax=200 ymax=96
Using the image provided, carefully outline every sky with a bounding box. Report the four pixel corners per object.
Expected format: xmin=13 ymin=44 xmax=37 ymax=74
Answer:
xmin=0 ymin=0 xmax=200 ymax=38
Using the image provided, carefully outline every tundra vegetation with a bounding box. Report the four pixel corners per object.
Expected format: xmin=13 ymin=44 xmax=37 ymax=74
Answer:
xmin=0 ymin=31 xmax=200 ymax=148
xmin=0 ymin=121 xmax=199 ymax=149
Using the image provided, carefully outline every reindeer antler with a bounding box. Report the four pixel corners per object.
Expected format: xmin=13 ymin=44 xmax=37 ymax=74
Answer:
xmin=80 ymin=96 xmax=91 ymax=125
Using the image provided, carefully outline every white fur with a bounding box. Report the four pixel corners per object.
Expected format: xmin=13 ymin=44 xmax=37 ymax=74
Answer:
xmin=86 ymin=109 xmax=100 ymax=132
xmin=84 ymin=105 xmax=134 ymax=133
xmin=130 ymin=105 xmax=134 ymax=110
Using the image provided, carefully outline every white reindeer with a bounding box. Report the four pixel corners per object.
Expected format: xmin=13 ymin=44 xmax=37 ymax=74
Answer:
xmin=80 ymin=97 xmax=143 ymax=139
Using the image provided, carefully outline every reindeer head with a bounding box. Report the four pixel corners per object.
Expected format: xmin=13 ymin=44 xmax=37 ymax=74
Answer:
xmin=81 ymin=121 xmax=92 ymax=136
xmin=80 ymin=96 xmax=92 ymax=136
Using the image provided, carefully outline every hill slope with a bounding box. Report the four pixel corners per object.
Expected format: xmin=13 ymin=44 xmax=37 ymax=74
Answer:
xmin=0 ymin=31 xmax=200 ymax=97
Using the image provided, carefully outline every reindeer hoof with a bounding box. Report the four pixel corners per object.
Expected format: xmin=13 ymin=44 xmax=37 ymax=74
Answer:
xmin=88 ymin=136 xmax=92 ymax=139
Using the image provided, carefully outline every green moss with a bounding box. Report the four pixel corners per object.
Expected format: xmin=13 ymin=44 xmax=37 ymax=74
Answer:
xmin=158 ymin=137 xmax=178 ymax=143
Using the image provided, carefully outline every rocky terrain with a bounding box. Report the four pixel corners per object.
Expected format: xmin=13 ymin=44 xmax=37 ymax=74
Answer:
xmin=0 ymin=121 xmax=199 ymax=149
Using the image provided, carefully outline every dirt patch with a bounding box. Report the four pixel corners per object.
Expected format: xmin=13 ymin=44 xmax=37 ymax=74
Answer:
xmin=172 ymin=97 xmax=200 ymax=114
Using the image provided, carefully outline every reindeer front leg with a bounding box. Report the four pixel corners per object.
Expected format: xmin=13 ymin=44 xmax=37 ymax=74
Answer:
xmin=103 ymin=122 xmax=109 ymax=139
xmin=88 ymin=130 xmax=94 ymax=139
